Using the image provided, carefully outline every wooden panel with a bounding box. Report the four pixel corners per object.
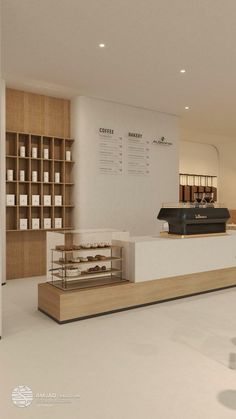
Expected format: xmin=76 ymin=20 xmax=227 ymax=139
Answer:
xmin=183 ymin=185 xmax=191 ymax=202
xmin=190 ymin=185 xmax=198 ymax=202
xmin=179 ymin=185 xmax=183 ymax=202
xmin=6 ymin=89 xmax=25 ymax=132
xmin=38 ymin=267 xmax=236 ymax=322
xmin=6 ymin=88 xmax=71 ymax=279
xmin=6 ymin=89 xmax=70 ymax=137
xmin=38 ymin=283 xmax=60 ymax=320
xmin=24 ymin=92 xmax=45 ymax=134
xmin=7 ymin=231 xmax=46 ymax=279
xmin=229 ymin=210 xmax=236 ymax=224
xmin=44 ymin=97 xmax=70 ymax=138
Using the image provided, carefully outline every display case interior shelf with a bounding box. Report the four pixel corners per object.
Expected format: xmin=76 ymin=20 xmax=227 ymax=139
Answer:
xmin=6 ymin=131 xmax=74 ymax=231
xmin=48 ymin=230 xmax=125 ymax=291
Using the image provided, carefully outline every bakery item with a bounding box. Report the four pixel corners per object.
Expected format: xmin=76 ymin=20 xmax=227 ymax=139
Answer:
xmin=80 ymin=257 xmax=88 ymax=262
xmin=95 ymin=255 xmax=107 ymax=261
xmin=56 ymin=245 xmax=65 ymax=251
xmin=66 ymin=266 xmax=80 ymax=277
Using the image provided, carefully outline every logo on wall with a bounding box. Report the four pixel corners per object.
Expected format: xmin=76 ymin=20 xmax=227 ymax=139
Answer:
xmin=152 ymin=136 xmax=173 ymax=146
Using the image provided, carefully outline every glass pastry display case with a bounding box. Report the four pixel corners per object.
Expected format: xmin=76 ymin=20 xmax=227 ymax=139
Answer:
xmin=48 ymin=230 xmax=124 ymax=291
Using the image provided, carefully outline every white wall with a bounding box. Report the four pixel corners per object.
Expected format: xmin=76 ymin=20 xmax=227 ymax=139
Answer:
xmin=71 ymin=97 xmax=179 ymax=235
xmin=216 ymin=143 xmax=236 ymax=208
xmin=0 ymin=2 xmax=5 ymax=336
xmin=180 ymin=127 xmax=236 ymax=208
xmin=179 ymin=141 xmax=219 ymax=177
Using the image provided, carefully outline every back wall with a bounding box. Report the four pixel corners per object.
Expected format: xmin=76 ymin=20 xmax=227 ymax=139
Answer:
xmin=71 ymin=97 xmax=179 ymax=235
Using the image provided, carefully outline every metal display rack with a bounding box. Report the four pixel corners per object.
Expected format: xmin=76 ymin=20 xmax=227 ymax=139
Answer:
xmin=49 ymin=244 xmax=124 ymax=291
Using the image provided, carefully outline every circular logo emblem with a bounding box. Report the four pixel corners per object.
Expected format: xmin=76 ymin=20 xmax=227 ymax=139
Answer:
xmin=11 ymin=385 xmax=33 ymax=408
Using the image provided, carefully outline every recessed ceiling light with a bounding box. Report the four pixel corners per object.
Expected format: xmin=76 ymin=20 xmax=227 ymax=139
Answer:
xmin=180 ymin=69 xmax=186 ymax=73
xmin=185 ymin=106 xmax=190 ymax=110
xmin=99 ymin=43 xmax=106 ymax=48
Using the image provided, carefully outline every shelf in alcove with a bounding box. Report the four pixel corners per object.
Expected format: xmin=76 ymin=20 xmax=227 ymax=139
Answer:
xmin=6 ymin=227 xmax=74 ymax=233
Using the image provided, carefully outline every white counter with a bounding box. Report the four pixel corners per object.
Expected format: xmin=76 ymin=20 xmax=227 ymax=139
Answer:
xmin=115 ymin=231 xmax=236 ymax=282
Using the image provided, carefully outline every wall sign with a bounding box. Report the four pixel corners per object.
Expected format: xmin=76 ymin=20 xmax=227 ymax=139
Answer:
xmin=99 ymin=128 xmax=123 ymax=175
xmin=152 ymin=136 xmax=173 ymax=146
xmin=127 ymin=132 xmax=151 ymax=176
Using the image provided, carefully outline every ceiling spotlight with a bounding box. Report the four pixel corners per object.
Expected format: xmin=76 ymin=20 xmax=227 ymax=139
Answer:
xmin=180 ymin=69 xmax=186 ymax=73
xmin=185 ymin=106 xmax=190 ymax=110
xmin=99 ymin=43 xmax=106 ymax=48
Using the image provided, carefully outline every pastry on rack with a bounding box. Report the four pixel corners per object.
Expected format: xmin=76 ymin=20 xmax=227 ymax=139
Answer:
xmin=87 ymin=256 xmax=98 ymax=261
xmin=80 ymin=257 xmax=88 ymax=262
xmin=95 ymin=255 xmax=107 ymax=261
xmin=81 ymin=243 xmax=91 ymax=249
xmin=87 ymin=265 xmax=107 ymax=273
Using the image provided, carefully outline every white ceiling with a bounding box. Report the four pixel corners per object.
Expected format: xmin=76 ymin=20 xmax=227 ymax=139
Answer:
xmin=2 ymin=0 xmax=236 ymax=139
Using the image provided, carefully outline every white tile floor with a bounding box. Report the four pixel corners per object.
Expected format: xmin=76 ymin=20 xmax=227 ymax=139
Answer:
xmin=1 ymin=277 xmax=236 ymax=418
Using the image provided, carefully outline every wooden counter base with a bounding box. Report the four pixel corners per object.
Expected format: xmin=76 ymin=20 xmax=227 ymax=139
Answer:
xmin=38 ymin=267 xmax=236 ymax=323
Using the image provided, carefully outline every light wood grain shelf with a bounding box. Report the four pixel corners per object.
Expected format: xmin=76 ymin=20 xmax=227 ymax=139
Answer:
xmin=6 ymin=130 xmax=74 ymax=231
xmin=7 ymin=227 xmax=74 ymax=232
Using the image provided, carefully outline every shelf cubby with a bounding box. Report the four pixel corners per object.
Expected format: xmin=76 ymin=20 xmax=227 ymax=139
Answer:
xmin=6 ymin=207 xmax=17 ymax=230
xmin=19 ymin=158 xmax=30 ymax=181
xmin=65 ymin=184 xmax=73 ymax=206
xmin=30 ymin=134 xmax=42 ymax=158
xmin=43 ymin=136 xmax=53 ymax=160
xmin=42 ymin=159 xmax=52 ymax=183
xmin=64 ymin=161 xmax=74 ymax=183
xmin=6 ymin=156 xmax=17 ymax=181
xmin=18 ymin=133 xmax=30 ymax=157
xmin=64 ymin=207 xmax=74 ymax=229
xmin=31 ymin=182 xmax=41 ymax=196
xmin=6 ymin=132 xmax=17 ymax=156
xmin=31 ymin=159 xmax=41 ymax=182
xmin=54 ymin=161 xmax=63 ymax=183
xmin=65 ymin=139 xmax=73 ymax=161
xmin=6 ymin=181 xmax=17 ymax=196
xmin=54 ymin=138 xmax=64 ymax=160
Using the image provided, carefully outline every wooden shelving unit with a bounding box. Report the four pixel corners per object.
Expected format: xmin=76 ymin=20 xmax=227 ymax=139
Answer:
xmin=179 ymin=173 xmax=217 ymax=203
xmin=6 ymin=131 xmax=74 ymax=231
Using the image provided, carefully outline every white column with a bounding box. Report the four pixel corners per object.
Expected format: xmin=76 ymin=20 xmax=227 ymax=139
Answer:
xmin=0 ymin=80 xmax=5 ymax=338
